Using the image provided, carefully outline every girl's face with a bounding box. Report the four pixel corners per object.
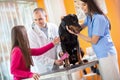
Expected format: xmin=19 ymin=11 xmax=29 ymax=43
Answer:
xmin=80 ymin=1 xmax=88 ymax=14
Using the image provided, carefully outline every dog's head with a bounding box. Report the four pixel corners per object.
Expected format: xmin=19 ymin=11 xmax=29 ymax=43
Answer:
xmin=61 ymin=14 xmax=82 ymax=34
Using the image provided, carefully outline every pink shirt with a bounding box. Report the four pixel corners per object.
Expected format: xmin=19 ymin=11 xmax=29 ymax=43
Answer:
xmin=11 ymin=42 xmax=54 ymax=80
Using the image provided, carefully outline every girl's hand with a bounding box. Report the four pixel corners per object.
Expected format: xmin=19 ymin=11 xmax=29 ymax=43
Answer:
xmin=52 ymin=37 xmax=60 ymax=45
xmin=32 ymin=73 xmax=40 ymax=80
xmin=60 ymin=52 xmax=69 ymax=61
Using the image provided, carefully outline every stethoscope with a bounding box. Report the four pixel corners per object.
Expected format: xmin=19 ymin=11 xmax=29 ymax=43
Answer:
xmin=31 ymin=22 xmax=35 ymax=30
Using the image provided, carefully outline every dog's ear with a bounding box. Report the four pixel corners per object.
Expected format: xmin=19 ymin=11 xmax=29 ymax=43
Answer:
xmin=62 ymin=14 xmax=73 ymax=26
xmin=72 ymin=14 xmax=78 ymax=23
xmin=61 ymin=14 xmax=79 ymax=27
xmin=73 ymin=14 xmax=77 ymax=18
xmin=59 ymin=20 xmax=66 ymax=30
xmin=62 ymin=16 xmax=68 ymax=22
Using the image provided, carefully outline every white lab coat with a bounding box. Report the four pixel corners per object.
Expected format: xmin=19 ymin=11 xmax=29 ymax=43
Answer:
xmin=27 ymin=23 xmax=62 ymax=80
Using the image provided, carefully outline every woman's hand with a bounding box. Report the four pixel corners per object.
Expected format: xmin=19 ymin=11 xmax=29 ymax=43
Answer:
xmin=66 ymin=26 xmax=78 ymax=36
xmin=52 ymin=37 xmax=60 ymax=45
xmin=32 ymin=73 xmax=40 ymax=80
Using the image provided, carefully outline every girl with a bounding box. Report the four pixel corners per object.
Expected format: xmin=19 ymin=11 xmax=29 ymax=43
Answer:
xmin=10 ymin=25 xmax=61 ymax=80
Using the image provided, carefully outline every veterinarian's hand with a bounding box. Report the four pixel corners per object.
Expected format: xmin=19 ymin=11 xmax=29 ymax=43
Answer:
xmin=52 ymin=37 xmax=60 ymax=45
xmin=66 ymin=26 xmax=78 ymax=36
xmin=54 ymin=60 xmax=63 ymax=66
xmin=59 ymin=52 xmax=64 ymax=57
xmin=32 ymin=73 xmax=40 ymax=80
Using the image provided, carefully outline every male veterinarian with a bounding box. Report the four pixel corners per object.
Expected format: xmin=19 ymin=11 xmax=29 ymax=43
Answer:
xmin=27 ymin=8 xmax=63 ymax=80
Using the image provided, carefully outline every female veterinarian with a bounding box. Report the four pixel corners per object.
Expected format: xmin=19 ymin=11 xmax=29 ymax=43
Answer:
xmin=67 ymin=0 xmax=120 ymax=80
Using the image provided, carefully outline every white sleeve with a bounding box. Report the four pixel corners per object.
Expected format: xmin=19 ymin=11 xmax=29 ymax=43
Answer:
xmin=52 ymin=24 xmax=63 ymax=56
xmin=27 ymin=29 xmax=55 ymax=68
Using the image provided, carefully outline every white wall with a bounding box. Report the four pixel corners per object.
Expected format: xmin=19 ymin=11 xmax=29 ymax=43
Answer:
xmin=44 ymin=0 xmax=66 ymax=26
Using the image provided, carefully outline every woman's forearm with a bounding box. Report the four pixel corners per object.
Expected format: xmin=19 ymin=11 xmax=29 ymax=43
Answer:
xmin=78 ymin=33 xmax=99 ymax=44
xmin=78 ymin=33 xmax=92 ymax=43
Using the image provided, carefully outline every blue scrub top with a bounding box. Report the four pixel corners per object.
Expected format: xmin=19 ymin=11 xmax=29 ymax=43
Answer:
xmin=84 ymin=13 xmax=117 ymax=59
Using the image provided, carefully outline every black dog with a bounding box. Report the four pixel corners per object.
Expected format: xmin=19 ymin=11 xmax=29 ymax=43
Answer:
xmin=59 ymin=14 xmax=100 ymax=75
xmin=59 ymin=14 xmax=82 ymax=67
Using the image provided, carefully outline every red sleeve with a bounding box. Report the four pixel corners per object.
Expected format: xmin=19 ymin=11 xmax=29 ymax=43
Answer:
xmin=31 ymin=42 xmax=54 ymax=56
xmin=11 ymin=47 xmax=33 ymax=78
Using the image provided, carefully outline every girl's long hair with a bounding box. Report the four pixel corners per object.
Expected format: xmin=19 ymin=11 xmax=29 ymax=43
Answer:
xmin=80 ymin=0 xmax=111 ymax=30
xmin=11 ymin=25 xmax=33 ymax=68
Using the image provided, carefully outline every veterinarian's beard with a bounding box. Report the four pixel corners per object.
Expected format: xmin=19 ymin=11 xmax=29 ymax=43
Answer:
xmin=39 ymin=23 xmax=47 ymax=28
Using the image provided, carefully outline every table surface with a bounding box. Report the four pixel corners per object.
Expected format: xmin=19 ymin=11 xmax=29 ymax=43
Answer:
xmin=23 ymin=60 xmax=98 ymax=80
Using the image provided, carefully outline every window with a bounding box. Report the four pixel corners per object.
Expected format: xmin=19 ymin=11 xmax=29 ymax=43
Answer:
xmin=0 ymin=0 xmax=37 ymax=79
